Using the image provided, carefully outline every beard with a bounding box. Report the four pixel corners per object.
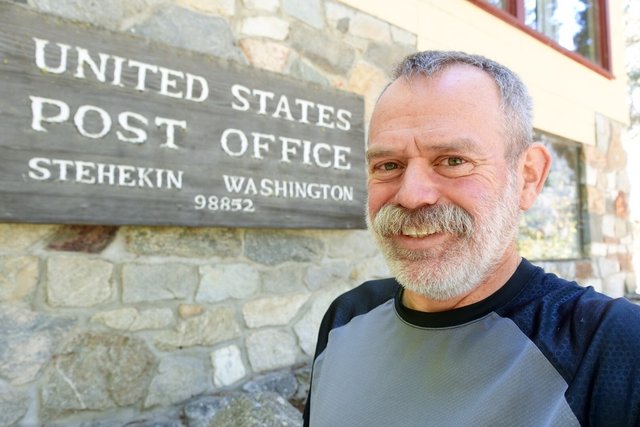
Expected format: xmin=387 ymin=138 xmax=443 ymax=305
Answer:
xmin=367 ymin=172 xmax=521 ymax=301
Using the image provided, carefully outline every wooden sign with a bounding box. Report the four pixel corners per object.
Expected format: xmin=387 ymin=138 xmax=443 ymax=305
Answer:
xmin=0 ymin=2 xmax=367 ymax=229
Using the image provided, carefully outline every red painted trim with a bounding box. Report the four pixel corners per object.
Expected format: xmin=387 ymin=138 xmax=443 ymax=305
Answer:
xmin=597 ymin=0 xmax=611 ymax=71
xmin=466 ymin=0 xmax=613 ymax=79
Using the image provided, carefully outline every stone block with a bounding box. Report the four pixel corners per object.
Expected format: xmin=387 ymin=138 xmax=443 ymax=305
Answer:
xmin=304 ymin=260 xmax=352 ymax=290
xmin=243 ymin=293 xmax=309 ymax=328
xmin=283 ymin=0 xmax=323 ymax=28
xmin=347 ymin=60 xmax=388 ymax=119
xmin=155 ymin=307 xmax=241 ymax=350
xmin=211 ymin=345 xmax=246 ymax=387
xmin=325 ymin=1 xmax=354 ymax=22
xmin=243 ymin=371 xmax=297 ymax=400
xmin=46 ymin=225 xmax=117 ymax=254
xmin=391 ymin=25 xmax=417 ymax=46
xmin=183 ymin=392 xmax=302 ymax=427
xmin=241 ymin=16 xmax=290 ymax=40
xmin=586 ymin=186 xmax=605 ymax=215
xmin=575 ymin=261 xmax=594 ymax=280
xmin=365 ymin=42 xmax=414 ymax=73
xmin=123 ymin=226 xmax=242 ymax=258
xmin=615 ymin=218 xmax=629 ymax=238
xmin=584 ymin=164 xmax=598 ymax=186
xmin=597 ymin=256 xmax=621 ymax=278
xmin=130 ymin=5 xmax=246 ymax=62
xmin=543 ymin=261 xmax=576 ymax=280
xmin=0 ymin=224 xmax=57 ymax=253
xmin=0 ymin=305 xmax=75 ymax=386
xmin=178 ymin=0 xmax=235 ymax=16
xmin=617 ymin=170 xmax=631 ymax=194
xmin=261 ymin=265 xmax=305 ymax=293
xmin=350 ymin=12 xmax=390 ymax=43
xmin=603 ymin=272 xmax=626 ymax=298
xmin=294 ymin=286 xmax=348 ymax=355
xmin=122 ymin=262 xmax=197 ymax=303
xmin=91 ymin=307 xmax=173 ymax=331
xmin=41 ymin=332 xmax=156 ymax=419
xmin=197 ymin=264 xmax=260 ymax=302
xmin=607 ymin=121 xmax=627 ymax=171
xmin=602 ymin=214 xmax=616 ymax=237
xmin=326 ymin=230 xmax=379 ymax=259
xmin=239 ymin=39 xmax=291 ymax=73
xmin=0 ymin=256 xmax=38 ymax=302
xmin=353 ymin=253 xmax=390 ymax=282
xmin=0 ymin=385 xmax=30 ymax=427
xmin=46 ymin=255 xmax=113 ymax=307
xmin=244 ymin=230 xmax=324 ymax=266
xmin=615 ymin=192 xmax=629 ymax=217
xmin=290 ymin=25 xmax=355 ymax=74
xmin=583 ymin=278 xmax=603 ymax=293
xmin=31 ymin=0 xmax=156 ymax=31
xmin=145 ymin=356 xmax=211 ymax=408
xmin=288 ymin=57 xmax=330 ymax=86
xmin=246 ymin=329 xmax=298 ymax=372
xmin=179 ymin=303 xmax=205 ymax=319
xmin=244 ymin=0 xmax=279 ymax=12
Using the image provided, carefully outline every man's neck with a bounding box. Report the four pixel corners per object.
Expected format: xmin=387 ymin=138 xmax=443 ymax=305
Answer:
xmin=401 ymin=250 xmax=522 ymax=313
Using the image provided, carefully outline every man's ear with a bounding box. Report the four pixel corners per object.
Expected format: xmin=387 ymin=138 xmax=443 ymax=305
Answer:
xmin=519 ymin=143 xmax=552 ymax=211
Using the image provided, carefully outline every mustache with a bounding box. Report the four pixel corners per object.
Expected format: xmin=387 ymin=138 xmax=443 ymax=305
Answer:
xmin=368 ymin=204 xmax=474 ymax=237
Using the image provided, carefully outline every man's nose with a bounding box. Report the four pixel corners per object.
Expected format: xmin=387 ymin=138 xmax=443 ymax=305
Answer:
xmin=393 ymin=162 xmax=440 ymax=210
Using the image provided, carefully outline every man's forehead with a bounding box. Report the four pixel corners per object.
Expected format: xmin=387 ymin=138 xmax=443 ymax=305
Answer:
xmin=366 ymin=137 xmax=485 ymax=161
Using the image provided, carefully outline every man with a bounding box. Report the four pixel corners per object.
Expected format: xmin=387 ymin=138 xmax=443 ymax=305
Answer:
xmin=303 ymin=51 xmax=640 ymax=426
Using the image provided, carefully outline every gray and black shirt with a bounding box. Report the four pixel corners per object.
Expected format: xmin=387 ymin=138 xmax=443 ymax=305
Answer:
xmin=304 ymin=259 xmax=640 ymax=426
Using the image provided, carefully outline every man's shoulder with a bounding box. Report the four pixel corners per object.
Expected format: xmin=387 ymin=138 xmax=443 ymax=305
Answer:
xmin=324 ymin=277 xmax=400 ymax=328
xmin=505 ymin=261 xmax=640 ymax=324
xmin=311 ymin=277 xmax=399 ymax=359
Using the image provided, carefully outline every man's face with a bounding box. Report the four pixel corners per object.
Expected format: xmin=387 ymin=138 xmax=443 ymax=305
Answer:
xmin=366 ymin=65 xmax=522 ymax=301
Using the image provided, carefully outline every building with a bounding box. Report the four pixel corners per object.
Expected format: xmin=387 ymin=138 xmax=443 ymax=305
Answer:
xmin=0 ymin=0 xmax=633 ymax=425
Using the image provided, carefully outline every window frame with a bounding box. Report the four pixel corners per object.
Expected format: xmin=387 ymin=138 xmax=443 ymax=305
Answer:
xmin=467 ymin=0 xmax=612 ymax=78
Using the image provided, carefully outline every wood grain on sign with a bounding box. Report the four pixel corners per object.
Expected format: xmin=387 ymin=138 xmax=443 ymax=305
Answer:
xmin=0 ymin=2 xmax=367 ymax=229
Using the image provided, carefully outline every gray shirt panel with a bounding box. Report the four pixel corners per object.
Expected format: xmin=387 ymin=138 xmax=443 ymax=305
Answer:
xmin=310 ymin=300 xmax=579 ymax=427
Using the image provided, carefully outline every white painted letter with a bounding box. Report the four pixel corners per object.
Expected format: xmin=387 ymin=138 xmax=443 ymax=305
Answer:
xmin=295 ymin=99 xmax=314 ymax=124
xmin=74 ymin=105 xmax=112 ymax=139
xmin=316 ymin=104 xmax=335 ymax=128
xmin=231 ymin=84 xmax=251 ymax=111
xmin=158 ymin=67 xmax=184 ymax=99
xmin=252 ymin=89 xmax=275 ymax=115
xmin=272 ymin=95 xmax=294 ymax=121
xmin=33 ymin=38 xmax=70 ymax=74
xmin=251 ymin=132 xmax=275 ymax=159
xmin=111 ymin=55 xmax=126 ymax=87
xmin=128 ymin=59 xmax=158 ymax=91
xmin=279 ymin=136 xmax=301 ymax=163
xmin=313 ymin=142 xmax=333 ymax=168
xmin=29 ymin=96 xmax=70 ymax=132
xmin=28 ymin=157 xmax=52 ymax=180
xmin=333 ymin=145 xmax=351 ymax=170
xmin=155 ymin=117 xmax=187 ymax=149
xmin=220 ymin=128 xmax=248 ymax=157
xmin=117 ymin=112 xmax=148 ymax=143
xmin=186 ymin=73 xmax=209 ymax=102
xmin=74 ymin=47 xmax=109 ymax=82
xmin=336 ymin=109 xmax=352 ymax=131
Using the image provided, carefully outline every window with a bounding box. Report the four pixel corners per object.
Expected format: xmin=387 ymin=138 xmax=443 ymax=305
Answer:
xmin=468 ymin=0 xmax=610 ymax=75
xmin=517 ymin=131 xmax=584 ymax=260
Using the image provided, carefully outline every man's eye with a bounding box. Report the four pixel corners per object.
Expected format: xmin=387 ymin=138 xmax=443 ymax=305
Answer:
xmin=382 ymin=162 xmax=399 ymax=171
xmin=446 ymin=157 xmax=465 ymax=166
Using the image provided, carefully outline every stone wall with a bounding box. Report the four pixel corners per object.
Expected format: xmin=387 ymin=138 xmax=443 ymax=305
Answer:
xmin=624 ymin=0 xmax=640 ymax=293
xmin=0 ymin=0 xmax=635 ymax=426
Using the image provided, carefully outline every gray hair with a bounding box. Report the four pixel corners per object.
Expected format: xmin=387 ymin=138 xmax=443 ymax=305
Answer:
xmin=392 ymin=50 xmax=533 ymax=159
